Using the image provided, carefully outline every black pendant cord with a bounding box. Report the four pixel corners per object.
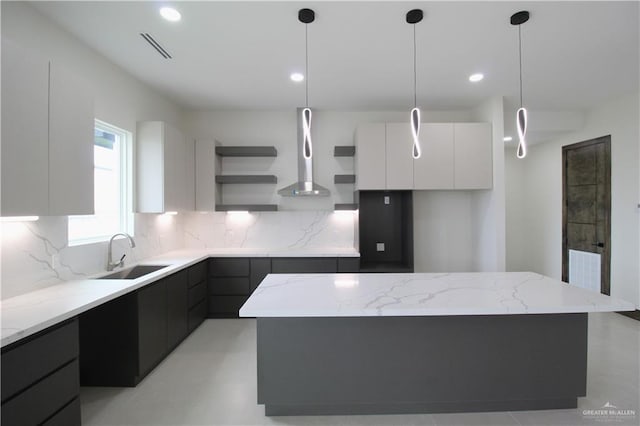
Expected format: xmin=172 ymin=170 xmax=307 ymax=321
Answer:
xmin=518 ymin=24 xmax=523 ymax=108
xmin=305 ymin=23 xmax=309 ymax=108
xmin=413 ymin=24 xmax=417 ymax=108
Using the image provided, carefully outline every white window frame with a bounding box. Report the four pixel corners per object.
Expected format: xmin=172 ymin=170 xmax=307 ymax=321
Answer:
xmin=68 ymin=119 xmax=134 ymax=246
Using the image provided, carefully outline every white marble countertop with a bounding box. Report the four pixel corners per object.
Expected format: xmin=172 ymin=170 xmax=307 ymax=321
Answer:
xmin=0 ymin=247 xmax=359 ymax=347
xmin=239 ymin=272 xmax=636 ymax=317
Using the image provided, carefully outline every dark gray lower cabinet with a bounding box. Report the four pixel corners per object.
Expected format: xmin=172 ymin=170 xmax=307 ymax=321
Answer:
xmin=138 ymin=279 xmax=168 ymax=377
xmin=167 ymin=270 xmax=188 ymax=350
xmin=187 ymin=261 xmax=208 ymax=332
xmin=208 ymin=257 xmax=359 ymax=317
xmin=1 ymin=319 xmax=80 ymax=426
xmin=80 ymin=263 xmax=203 ymax=387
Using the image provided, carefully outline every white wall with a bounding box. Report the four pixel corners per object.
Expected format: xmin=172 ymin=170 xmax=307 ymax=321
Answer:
xmin=505 ymin=92 xmax=640 ymax=307
xmin=0 ymin=2 xmax=186 ymax=299
xmin=504 ymin=147 xmax=528 ymax=271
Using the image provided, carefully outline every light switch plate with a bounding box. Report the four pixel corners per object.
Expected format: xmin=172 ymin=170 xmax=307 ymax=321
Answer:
xmin=384 ymin=196 xmax=390 ymax=205
xmin=376 ymin=242 xmax=385 ymax=252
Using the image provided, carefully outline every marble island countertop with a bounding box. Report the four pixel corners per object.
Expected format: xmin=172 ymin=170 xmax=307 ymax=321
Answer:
xmin=0 ymin=247 xmax=359 ymax=347
xmin=239 ymin=272 xmax=636 ymax=317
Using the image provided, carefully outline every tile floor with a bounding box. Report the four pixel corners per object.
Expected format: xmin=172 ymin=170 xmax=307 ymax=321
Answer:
xmin=81 ymin=313 xmax=639 ymax=426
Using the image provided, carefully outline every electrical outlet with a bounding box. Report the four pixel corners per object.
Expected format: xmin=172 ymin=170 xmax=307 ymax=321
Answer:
xmin=384 ymin=196 xmax=390 ymax=205
xmin=51 ymin=254 xmax=59 ymax=269
xmin=376 ymin=242 xmax=385 ymax=252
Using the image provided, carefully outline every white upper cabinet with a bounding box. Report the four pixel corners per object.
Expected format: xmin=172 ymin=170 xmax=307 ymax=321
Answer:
xmin=49 ymin=61 xmax=95 ymax=215
xmin=1 ymin=39 xmax=94 ymax=217
xmin=413 ymin=123 xmax=455 ymax=190
xmin=453 ymin=123 xmax=493 ymax=189
xmin=136 ymin=121 xmax=194 ymax=213
xmin=194 ymin=140 xmax=218 ymax=211
xmin=355 ymin=123 xmax=386 ymax=190
xmin=355 ymin=122 xmax=492 ymax=191
xmin=385 ymin=123 xmax=414 ymax=190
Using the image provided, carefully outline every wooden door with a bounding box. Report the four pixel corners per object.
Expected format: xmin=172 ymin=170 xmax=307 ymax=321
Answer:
xmin=562 ymin=136 xmax=611 ymax=294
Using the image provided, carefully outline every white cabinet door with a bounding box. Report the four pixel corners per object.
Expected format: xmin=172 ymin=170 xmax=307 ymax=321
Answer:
xmin=413 ymin=123 xmax=454 ymax=190
xmin=454 ymin=123 xmax=492 ymax=189
xmin=136 ymin=121 xmax=192 ymax=213
xmin=385 ymin=123 xmax=414 ymax=190
xmin=49 ymin=61 xmax=95 ymax=216
xmin=1 ymin=39 xmax=49 ymax=216
xmin=163 ymin=123 xmax=183 ymax=212
xmin=355 ymin=123 xmax=386 ymax=190
xmin=195 ymin=140 xmax=217 ymax=211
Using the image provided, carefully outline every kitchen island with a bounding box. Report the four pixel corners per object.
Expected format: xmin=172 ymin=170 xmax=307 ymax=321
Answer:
xmin=239 ymin=272 xmax=635 ymax=416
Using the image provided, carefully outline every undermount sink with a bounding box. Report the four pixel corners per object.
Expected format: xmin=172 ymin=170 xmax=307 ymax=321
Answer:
xmin=98 ymin=264 xmax=170 ymax=280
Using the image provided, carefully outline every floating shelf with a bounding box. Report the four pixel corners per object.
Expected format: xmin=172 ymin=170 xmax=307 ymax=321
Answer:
xmin=334 ymin=146 xmax=356 ymax=157
xmin=215 ymin=175 xmax=277 ymax=184
xmin=215 ymin=146 xmax=277 ymax=157
xmin=215 ymin=204 xmax=278 ymax=212
xmin=334 ymin=174 xmax=356 ymax=184
xmin=334 ymin=203 xmax=358 ymax=211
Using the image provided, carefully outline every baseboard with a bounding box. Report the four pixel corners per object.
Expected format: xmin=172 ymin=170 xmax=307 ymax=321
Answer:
xmin=617 ymin=310 xmax=640 ymax=321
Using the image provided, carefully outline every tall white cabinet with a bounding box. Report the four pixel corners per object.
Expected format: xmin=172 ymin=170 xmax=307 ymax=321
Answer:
xmin=136 ymin=121 xmax=194 ymax=213
xmin=1 ymin=38 xmax=94 ymax=217
xmin=356 ymin=122 xmax=492 ymax=191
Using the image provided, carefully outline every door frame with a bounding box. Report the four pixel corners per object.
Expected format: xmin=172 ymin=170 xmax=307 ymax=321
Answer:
xmin=562 ymin=135 xmax=611 ymax=294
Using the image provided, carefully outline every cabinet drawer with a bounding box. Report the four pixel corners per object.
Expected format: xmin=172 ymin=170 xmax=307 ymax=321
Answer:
xmin=188 ymin=300 xmax=207 ymax=332
xmin=1 ymin=359 xmax=79 ymax=426
xmin=188 ymin=280 xmax=207 ymax=307
xmin=271 ymin=258 xmax=337 ymax=273
xmin=42 ymin=397 xmax=81 ymax=426
xmin=210 ymin=277 xmax=250 ymax=295
xmin=209 ymin=295 xmax=248 ymax=314
xmin=209 ymin=258 xmax=249 ymax=277
xmin=188 ymin=261 xmax=207 ymax=287
xmin=1 ymin=318 xmax=78 ymax=401
xmin=338 ymin=257 xmax=360 ymax=273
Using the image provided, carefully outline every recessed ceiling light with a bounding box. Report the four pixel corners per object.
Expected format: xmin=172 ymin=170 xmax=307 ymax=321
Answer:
xmin=469 ymin=73 xmax=484 ymax=82
xmin=504 ymin=136 xmax=513 ymax=142
xmin=160 ymin=7 xmax=181 ymax=22
xmin=290 ymin=72 xmax=304 ymax=82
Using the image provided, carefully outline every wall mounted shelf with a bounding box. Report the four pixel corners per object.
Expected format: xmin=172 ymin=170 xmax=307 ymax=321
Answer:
xmin=215 ymin=146 xmax=277 ymax=157
xmin=334 ymin=203 xmax=358 ymax=211
xmin=334 ymin=174 xmax=356 ymax=184
xmin=216 ymin=204 xmax=278 ymax=212
xmin=215 ymin=175 xmax=277 ymax=184
xmin=334 ymin=146 xmax=356 ymax=157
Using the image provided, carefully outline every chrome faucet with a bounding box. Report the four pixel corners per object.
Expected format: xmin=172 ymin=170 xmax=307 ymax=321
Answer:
xmin=107 ymin=233 xmax=136 ymax=271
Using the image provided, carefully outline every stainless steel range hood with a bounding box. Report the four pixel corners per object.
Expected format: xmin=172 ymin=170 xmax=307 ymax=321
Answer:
xmin=278 ymin=108 xmax=330 ymax=197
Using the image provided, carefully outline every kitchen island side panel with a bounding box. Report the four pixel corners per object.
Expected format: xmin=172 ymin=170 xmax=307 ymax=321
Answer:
xmin=256 ymin=314 xmax=587 ymax=415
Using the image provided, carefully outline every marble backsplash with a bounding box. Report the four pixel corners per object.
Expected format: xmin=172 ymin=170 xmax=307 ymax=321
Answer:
xmin=1 ymin=210 xmax=357 ymax=300
xmin=1 ymin=213 xmax=184 ymax=300
xmin=183 ymin=211 xmax=357 ymax=250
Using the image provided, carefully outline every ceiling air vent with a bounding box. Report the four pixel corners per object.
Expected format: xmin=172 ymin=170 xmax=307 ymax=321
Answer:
xmin=140 ymin=33 xmax=172 ymax=59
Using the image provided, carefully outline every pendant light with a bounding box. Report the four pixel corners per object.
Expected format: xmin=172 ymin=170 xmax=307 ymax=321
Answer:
xmin=299 ymin=8 xmax=314 ymax=160
xmin=511 ymin=11 xmax=530 ymax=159
xmin=406 ymin=9 xmax=423 ymax=159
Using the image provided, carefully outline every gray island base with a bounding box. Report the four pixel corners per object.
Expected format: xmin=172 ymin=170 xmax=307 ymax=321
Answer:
xmin=257 ymin=314 xmax=587 ymax=416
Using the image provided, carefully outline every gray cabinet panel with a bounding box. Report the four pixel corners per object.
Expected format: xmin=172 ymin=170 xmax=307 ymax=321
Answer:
xmin=337 ymin=258 xmax=360 ymax=273
xmin=1 ymin=319 xmax=78 ymax=401
xmin=210 ymin=295 xmax=249 ymax=314
xmin=271 ymin=258 xmax=337 ymax=273
xmin=188 ymin=261 xmax=207 ymax=287
xmin=209 ymin=258 xmax=250 ymax=276
xmin=167 ymin=271 xmax=188 ymax=350
xmin=211 ymin=277 xmax=250 ymax=295
xmin=138 ymin=280 xmax=168 ymax=376
xmin=188 ymin=300 xmax=207 ymax=332
xmin=1 ymin=359 xmax=79 ymax=426
xmin=188 ymin=281 xmax=207 ymax=308
xmin=250 ymin=258 xmax=271 ymax=291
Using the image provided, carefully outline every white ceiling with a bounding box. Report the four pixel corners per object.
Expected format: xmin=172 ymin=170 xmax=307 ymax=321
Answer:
xmin=32 ymin=0 xmax=639 ymax=118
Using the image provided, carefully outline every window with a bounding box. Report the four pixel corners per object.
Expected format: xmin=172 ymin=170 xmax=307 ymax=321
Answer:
xmin=68 ymin=120 xmax=133 ymax=245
